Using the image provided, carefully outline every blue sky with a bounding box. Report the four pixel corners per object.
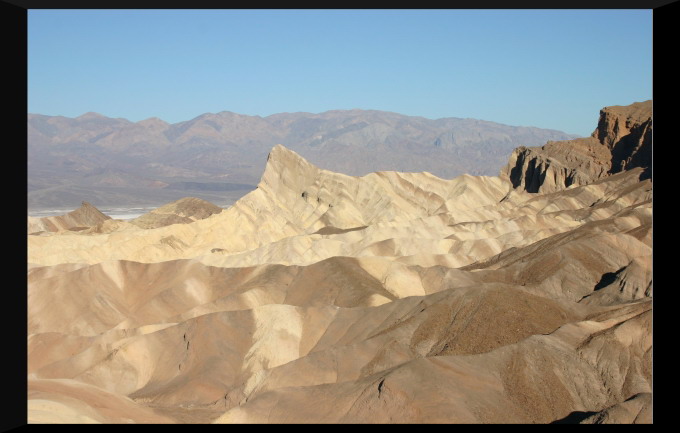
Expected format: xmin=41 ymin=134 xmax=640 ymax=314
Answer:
xmin=28 ymin=9 xmax=652 ymax=136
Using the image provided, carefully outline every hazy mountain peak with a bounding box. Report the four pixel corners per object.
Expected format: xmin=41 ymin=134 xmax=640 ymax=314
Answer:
xmin=145 ymin=116 xmax=166 ymax=121
xmin=137 ymin=117 xmax=169 ymax=127
xmin=76 ymin=112 xmax=107 ymax=120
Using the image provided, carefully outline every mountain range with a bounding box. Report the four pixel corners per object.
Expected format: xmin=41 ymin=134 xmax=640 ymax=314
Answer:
xmin=28 ymin=109 xmax=579 ymax=209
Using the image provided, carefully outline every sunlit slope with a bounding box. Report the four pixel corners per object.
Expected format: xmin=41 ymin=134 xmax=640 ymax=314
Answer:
xmin=28 ymin=146 xmax=649 ymax=271
xmin=28 ymin=133 xmax=651 ymax=423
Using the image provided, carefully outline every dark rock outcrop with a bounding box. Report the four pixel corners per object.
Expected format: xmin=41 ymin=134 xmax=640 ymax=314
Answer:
xmin=502 ymin=101 xmax=651 ymax=193
xmin=593 ymin=101 xmax=652 ymax=179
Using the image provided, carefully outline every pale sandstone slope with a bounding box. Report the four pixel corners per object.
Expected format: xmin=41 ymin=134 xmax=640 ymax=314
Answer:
xmin=28 ymin=201 xmax=111 ymax=234
xmin=28 ymin=145 xmax=513 ymax=266
xmin=580 ymin=393 xmax=652 ymax=424
xmin=28 ymin=378 xmax=175 ymax=424
xmin=129 ymin=197 xmax=223 ymax=229
xmin=216 ymin=300 xmax=650 ymax=423
xmin=27 ymin=101 xmax=652 ymax=423
xmin=28 ymin=272 xmax=650 ymax=423
xmin=28 ymin=144 xmax=650 ymax=272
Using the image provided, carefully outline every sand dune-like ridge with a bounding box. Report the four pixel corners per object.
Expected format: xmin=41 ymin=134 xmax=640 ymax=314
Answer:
xmin=27 ymin=103 xmax=652 ymax=423
xmin=28 ymin=201 xmax=111 ymax=235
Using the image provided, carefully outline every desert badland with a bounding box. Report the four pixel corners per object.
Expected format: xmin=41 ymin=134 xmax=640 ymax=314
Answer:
xmin=27 ymin=109 xmax=578 ymax=210
xmin=27 ymin=101 xmax=652 ymax=423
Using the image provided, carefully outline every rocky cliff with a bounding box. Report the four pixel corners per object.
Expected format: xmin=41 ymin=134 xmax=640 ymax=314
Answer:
xmin=502 ymin=100 xmax=651 ymax=193
xmin=593 ymin=101 xmax=652 ymax=177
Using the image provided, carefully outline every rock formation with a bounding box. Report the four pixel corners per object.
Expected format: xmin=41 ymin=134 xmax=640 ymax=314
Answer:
xmin=502 ymin=100 xmax=651 ymax=193
xmin=28 ymin=109 xmax=579 ymax=210
xmin=27 ymin=102 xmax=652 ymax=424
xmin=593 ymin=101 xmax=652 ymax=178
xmin=129 ymin=197 xmax=223 ymax=229
xmin=27 ymin=201 xmax=111 ymax=234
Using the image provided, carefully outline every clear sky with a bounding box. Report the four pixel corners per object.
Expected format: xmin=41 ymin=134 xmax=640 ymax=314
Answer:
xmin=28 ymin=9 xmax=652 ymax=136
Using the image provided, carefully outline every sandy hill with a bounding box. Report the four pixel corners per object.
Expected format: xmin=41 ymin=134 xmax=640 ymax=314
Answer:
xmin=28 ymin=201 xmax=111 ymax=235
xmin=129 ymin=197 xmax=224 ymax=229
xmin=27 ymin=102 xmax=652 ymax=424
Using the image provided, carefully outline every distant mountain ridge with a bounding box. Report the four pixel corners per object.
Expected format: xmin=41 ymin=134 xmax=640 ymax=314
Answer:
xmin=28 ymin=109 xmax=579 ymax=209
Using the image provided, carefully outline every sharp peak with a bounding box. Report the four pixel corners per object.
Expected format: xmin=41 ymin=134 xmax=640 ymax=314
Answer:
xmin=70 ymin=201 xmax=109 ymax=217
xmin=267 ymin=144 xmax=307 ymax=161
xmin=77 ymin=201 xmax=105 ymax=212
xmin=259 ymin=144 xmax=318 ymax=186
xmin=264 ymin=144 xmax=315 ymax=168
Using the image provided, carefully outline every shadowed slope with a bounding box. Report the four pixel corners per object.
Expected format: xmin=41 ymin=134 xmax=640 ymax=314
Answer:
xmin=27 ymin=102 xmax=651 ymax=423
